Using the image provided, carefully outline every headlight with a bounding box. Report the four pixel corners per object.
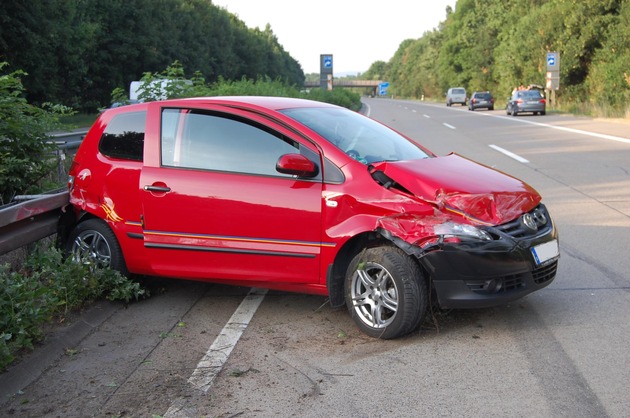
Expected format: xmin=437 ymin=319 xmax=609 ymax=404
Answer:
xmin=433 ymin=222 xmax=492 ymax=241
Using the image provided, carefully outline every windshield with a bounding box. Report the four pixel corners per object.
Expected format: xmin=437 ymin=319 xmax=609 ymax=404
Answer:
xmin=281 ymin=107 xmax=431 ymax=164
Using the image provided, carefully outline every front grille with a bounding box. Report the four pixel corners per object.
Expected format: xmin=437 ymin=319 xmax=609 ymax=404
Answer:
xmin=533 ymin=260 xmax=558 ymax=285
xmin=493 ymin=204 xmax=551 ymax=238
xmin=465 ymin=261 xmax=556 ymax=295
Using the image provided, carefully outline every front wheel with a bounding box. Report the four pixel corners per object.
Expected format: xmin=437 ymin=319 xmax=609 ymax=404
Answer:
xmin=66 ymin=218 xmax=127 ymax=274
xmin=344 ymin=246 xmax=427 ymax=339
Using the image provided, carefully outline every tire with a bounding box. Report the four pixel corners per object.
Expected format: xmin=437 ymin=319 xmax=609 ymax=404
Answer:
xmin=541 ymin=110 xmax=546 ymax=115
xmin=66 ymin=218 xmax=128 ymax=274
xmin=512 ymin=109 xmax=518 ymax=116
xmin=344 ymin=246 xmax=427 ymax=339
xmin=489 ymin=106 xmax=494 ymax=111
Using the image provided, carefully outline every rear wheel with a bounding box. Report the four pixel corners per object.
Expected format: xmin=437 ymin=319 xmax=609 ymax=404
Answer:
xmin=344 ymin=246 xmax=427 ymax=339
xmin=66 ymin=219 xmax=127 ymax=274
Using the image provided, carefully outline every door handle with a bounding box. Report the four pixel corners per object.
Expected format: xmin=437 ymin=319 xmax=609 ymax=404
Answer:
xmin=144 ymin=185 xmax=171 ymax=193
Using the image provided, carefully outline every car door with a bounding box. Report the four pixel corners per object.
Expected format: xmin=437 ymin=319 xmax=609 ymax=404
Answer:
xmin=139 ymin=105 xmax=323 ymax=284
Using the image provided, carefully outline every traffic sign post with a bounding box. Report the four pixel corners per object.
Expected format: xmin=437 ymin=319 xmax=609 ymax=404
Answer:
xmin=545 ymin=51 xmax=560 ymax=108
xmin=320 ymin=54 xmax=333 ymax=90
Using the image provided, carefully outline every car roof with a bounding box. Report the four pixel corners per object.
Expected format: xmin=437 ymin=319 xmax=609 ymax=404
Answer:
xmin=164 ymin=96 xmax=337 ymax=110
xmin=102 ymin=96 xmax=340 ymax=116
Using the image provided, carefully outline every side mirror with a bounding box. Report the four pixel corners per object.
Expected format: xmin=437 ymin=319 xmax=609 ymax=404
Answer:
xmin=276 ymin=153 xmax=318 ymax=178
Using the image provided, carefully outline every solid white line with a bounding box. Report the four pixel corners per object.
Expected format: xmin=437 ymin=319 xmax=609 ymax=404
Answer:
xmin=489 ymin=144 xmax=530 ymax=163
xmin=443 ymin=123 xmax=456 ymax=130
xmin=473 ymin=111 xmax=630 ymax=144
xmin=187 ymin=288 xmax=267 ymax=392
xmin=423 ymin=114 xmax=430 ymax=118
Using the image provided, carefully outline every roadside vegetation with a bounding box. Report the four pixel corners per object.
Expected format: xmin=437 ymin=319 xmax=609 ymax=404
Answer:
xmin=362 ymin=0 xmax=630 ymax=119
xmin=0 ymin=245 xmax=146 ymax=371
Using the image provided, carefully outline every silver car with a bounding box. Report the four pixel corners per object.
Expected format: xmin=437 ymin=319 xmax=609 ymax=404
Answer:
xmin=506 ymin=90 xmax=546 ymax=116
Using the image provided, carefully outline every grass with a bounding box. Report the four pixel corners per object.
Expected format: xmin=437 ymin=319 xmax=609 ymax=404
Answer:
xmin=59 ymin=112 xmax=99 ymax=129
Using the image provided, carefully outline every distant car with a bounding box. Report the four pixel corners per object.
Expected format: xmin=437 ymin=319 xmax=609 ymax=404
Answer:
xmin=446 ymin=87 xmax=467 ymax=106
xmin=62 ymin=96 xmax=559 ymax=339
xmin=468 ymin=91 xmax=495 ymax=111
xmin=506 ymin=90 xmax=546 ymax=116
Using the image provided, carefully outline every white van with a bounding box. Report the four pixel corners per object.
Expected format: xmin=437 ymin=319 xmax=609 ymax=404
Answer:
xmin=446 ymin=87 xmax=467 ymax=106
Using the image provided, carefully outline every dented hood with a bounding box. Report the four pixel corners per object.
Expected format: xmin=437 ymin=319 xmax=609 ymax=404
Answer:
xmin=372 ymin=153 xmax=541 ymax=225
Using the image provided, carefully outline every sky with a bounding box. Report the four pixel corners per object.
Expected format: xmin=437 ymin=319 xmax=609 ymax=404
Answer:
xmin=212 ymin=0 xmax=458 ymax=75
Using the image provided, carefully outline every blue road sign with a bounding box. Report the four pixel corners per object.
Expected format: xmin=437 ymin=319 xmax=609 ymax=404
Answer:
xmin=547 ymin=53 xmax=556 ymax=67
xmin=324 ymin=56 xmax=332 ymax=68
xmin=378 ymin=82 xmax=389 ymax=96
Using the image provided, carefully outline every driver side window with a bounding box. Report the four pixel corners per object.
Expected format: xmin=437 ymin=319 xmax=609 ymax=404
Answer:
xmin=161 ymin=109 xmax=302 ymax=177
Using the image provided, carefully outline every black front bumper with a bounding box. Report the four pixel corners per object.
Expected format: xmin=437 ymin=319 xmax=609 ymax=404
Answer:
xmin=419 ymin=207 xmax=559 ymax=309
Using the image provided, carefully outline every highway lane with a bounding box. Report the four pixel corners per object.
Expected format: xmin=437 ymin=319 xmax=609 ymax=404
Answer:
xmin=3 ymin=98 xmax=628 ymax=417
xmin=363 ymin=97 xmax=630 ymax=416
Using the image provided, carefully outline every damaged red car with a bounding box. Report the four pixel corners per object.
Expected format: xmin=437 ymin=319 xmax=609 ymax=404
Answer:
xmin=61 ymin=96 xmax=559 ymax=339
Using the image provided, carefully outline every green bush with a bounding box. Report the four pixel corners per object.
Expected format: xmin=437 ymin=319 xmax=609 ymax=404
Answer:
xmin=0 ymin=245 xmax=147 ymax=370
xmin=0 ymin=62 xmax=75 ymax=204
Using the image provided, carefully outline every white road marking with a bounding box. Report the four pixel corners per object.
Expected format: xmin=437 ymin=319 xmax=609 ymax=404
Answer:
xmin=187 ymin=287 xmax=267 ymax=392
xmin=489 ymin=144 xmax=530 ymax=163
xmin=423 ymin=114 xmax=430 ymax=118
xmin=468 ymin=109 xmax=630 ymax=144
xmin=443 ymin=123 xmax=456 ymax=130
xmin=164 ymin=288 xmax=267 ymax=416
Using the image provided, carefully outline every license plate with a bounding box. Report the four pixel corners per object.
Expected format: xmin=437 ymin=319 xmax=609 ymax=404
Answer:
xmin=531 ymin=239 xmax=559 ymax=265
xmin=527 ymin=101 xmax=539 ymax=104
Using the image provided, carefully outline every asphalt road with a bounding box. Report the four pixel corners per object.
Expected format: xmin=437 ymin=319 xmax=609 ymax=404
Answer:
xmin=1 ymin=98 xmax=629 ymax=417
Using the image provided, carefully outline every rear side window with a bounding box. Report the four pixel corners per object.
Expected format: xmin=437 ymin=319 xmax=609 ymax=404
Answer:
xmin=99 ymin=111 xmax=146 ymax=161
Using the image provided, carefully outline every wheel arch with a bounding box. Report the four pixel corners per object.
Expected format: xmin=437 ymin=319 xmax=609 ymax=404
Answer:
xmin=326 ymin=231 xmax=387 ymax=308
xmin=326 ymin=228 xmax=432 ymax=308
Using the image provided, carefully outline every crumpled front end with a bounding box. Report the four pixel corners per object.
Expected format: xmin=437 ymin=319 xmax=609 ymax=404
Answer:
xmin=364 ymin=154 xmax=559 ymax=309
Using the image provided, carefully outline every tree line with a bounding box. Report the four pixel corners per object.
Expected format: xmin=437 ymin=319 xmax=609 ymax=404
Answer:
xmin=0 ymin=0 xmax=304 ymax=112
xmin=363 ymin=0 xmax=630 ymax=115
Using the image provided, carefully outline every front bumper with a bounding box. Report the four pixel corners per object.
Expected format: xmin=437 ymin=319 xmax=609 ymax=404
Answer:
xmin=419 ymin=206 xmax=559 ymax=309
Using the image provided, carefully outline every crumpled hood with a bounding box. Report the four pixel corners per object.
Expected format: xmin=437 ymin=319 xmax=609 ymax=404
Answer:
xmin=371 ymin=153 xmax=541 ymax=225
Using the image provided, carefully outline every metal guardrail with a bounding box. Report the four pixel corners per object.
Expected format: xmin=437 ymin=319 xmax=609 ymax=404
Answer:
xmin=0 ymin=131 xmax=86 ymax=256
xmin=0 ymin=191 xmax=70 ymax=256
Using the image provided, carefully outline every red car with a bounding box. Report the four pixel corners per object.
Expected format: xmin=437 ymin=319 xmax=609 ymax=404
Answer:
xmin=60 ymin=96 xmax=559 ymax=339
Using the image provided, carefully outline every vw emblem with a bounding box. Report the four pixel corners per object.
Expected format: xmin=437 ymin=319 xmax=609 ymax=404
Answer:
xmin=532 ymin=209 xmax=547 ymax=225
xmin=521 ymin=213 xmax=538 ymax=231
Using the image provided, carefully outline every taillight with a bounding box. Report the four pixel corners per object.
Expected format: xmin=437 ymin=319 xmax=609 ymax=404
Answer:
xmin=515 ymin=99 xmax=523 ymax=104
xmin=67 ymin=161 xmax=78 ymax=191
xmin=540 ymin=99 xmax=546 ymax=104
